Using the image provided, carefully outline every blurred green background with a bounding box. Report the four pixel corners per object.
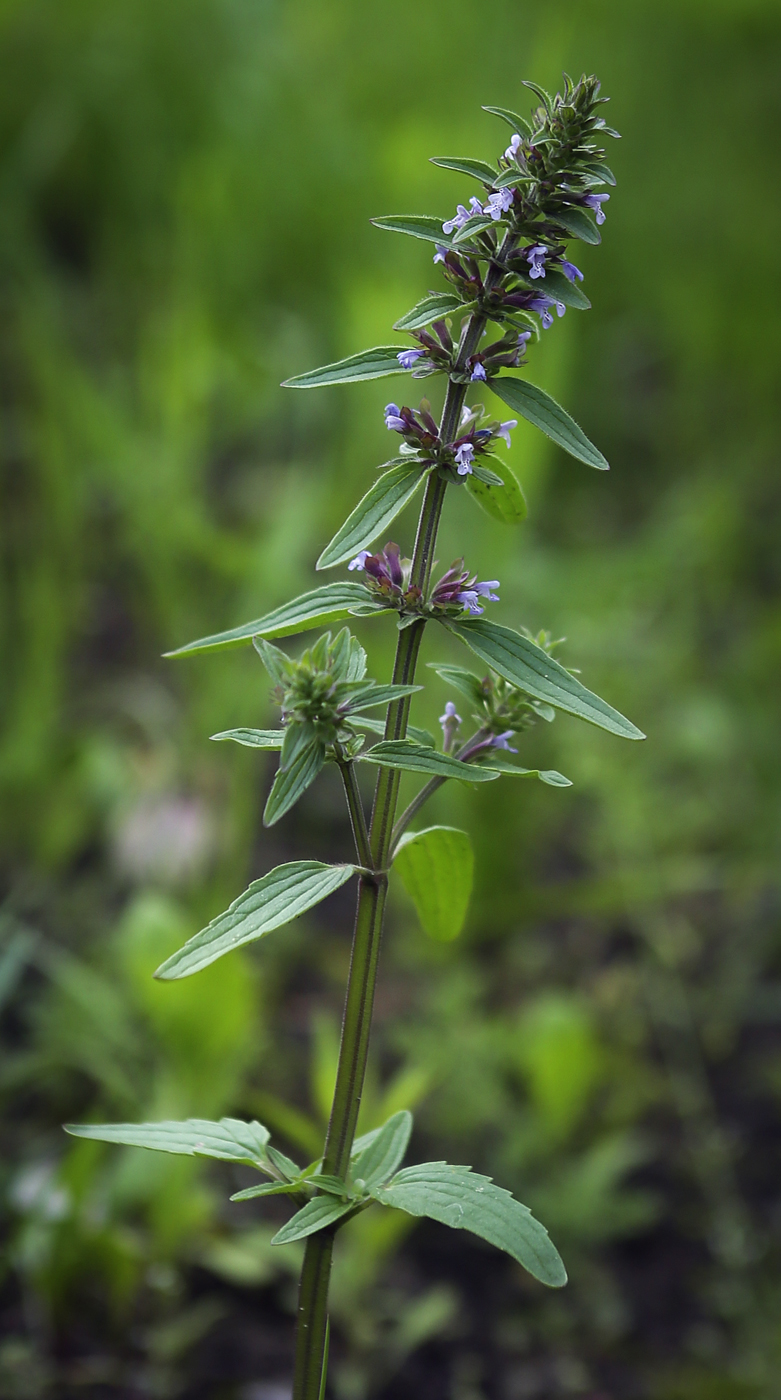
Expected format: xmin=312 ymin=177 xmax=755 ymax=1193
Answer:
xmin=1 ymin=0 xmax=780 ymax=1396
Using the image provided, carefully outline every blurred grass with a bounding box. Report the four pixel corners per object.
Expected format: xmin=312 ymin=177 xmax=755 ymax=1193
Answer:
xmin=1 ymin=0 xmax=780 ymax=1397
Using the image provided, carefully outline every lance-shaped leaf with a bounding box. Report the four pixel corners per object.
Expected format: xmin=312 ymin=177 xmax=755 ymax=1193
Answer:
xmin=555 ymin=206 xmax=601 ymax=245
xmin=371 ymin=1163 xmax=566 ymax=1287
xmin=428 ymin=662 xmax=486 ymax=706
xmin=211 ymin=729 xmax=284 ymax=749
xmin=346 ymin=683 xmax=423 ymax=714
xmin=452 ymin=214 xmax=496 ymax=245
xmin=317 ymin=462 xmax=428 ymax=570
xmin=371 ymin=215 xmax=455 ymax=247
xmin=394 ymin=293 xmax=468 ymax=333
xmin=430 ymin=156 xmax=498 ymax=183
xmin=64 ymin=1118 xmax=271 ymax=1167
xmin=282 ymin=347 xmax=410 ymax=389
xmin=466 ymin=455 xmax=527 ymax=523
xmin=538 ymin=266 xmax=591 ymax=310
xmin=154 ymin=861 xmax=357 ymax=980
xmin=271 ymin=1194 xmax=355 ymax=1245
xmin=482 ymin=105 xmax=532 ymax=136
xmin=489 ymin=378 xmax=608 ymax=471
xmin=586 ymin=161 xmax=616 ymax=186
xmin=359 ymin=740 xmax=501 ymax=784
xmin=448 ymin=620 xmax=645 ymax=740
xmin=165 ymin=583 xmax=383 ymax=657
xmin=264 ymin=736 xmax=326 ymax=827
xmin=476 ymin=757 xmax=572 ymax=787
xmin=393 ymin=827 xmax=473 ymax=942
xmin=230 ymin=1179 xmax=305 ymax=1201
xmin=352 ymin=716 xmax=435 ymax=748
xmin=351 ymin=1111 xmax=413 ymax=1188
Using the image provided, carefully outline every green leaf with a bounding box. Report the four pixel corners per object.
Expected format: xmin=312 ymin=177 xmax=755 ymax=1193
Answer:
xmin=230 ymin=1179 xmax=305 ymax=1201
xmin=452 ymin=214 xmax=496 ymax=245
xmin=371 ymin=1162 xmax=566 ymax=1287
xmin=271 ymin=1194 xmax=355 ymax=1245
xmin=427 ymin=663 xmax=486 ymax=707
xmin=586 ymin=161 xmax=616 ymax=185
xmin=211 ymin=729 xmax=285 ymax=749
xmin=351 ymin=1111 xmax=413 ymax=1188
xmin=264 ymin=737 xmax=325 ymax=826
xmin=466 ymin=456 xmax=527 ymax=523
xmin=154 ymin=861 xmax=357 ymax=979
xmin=317 ymin=462 xmax=428 ymax=570
xmin=469 ymin=461 xmax=504 ymax=487
xmin=477 ymin=757 xmax=573 ymax=787
xmin=359 ymin=740 xmax=501 ymax=784
xmin=282 ymin=347 xmax=410 ymax=389
xmin=448 ymin=620 xmax=645 ymax=740
xmin=394 ymin=293 xmax=467 ymax=332
xmin=555 ymin=206 xmax=601 ymax=245
xmin=481 ymin=105 xmax=532 ymax=137
xmin=351 ymin=716 xmax=435 ymax=748
xmin=64 ymin=1117 xmax=271 ymax=1167
xmin=346 ymin=683 xmax=423 ymax=714
xmin=540 ymin=266 xmax=591 ymax=311
xmin=489 ymin=377 xmax=608 ymax=471
xmin=430 ymin=156 xmax=498 ymax=183
xmin=394 ymin=827 xmax=473 ymax=941
xmin=371 ymin=215 xmax=453 ymax=247
xmin=165 ymin=583 xmax=381 ymax=656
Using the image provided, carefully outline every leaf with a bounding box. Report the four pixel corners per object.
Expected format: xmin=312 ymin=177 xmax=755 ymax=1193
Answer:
xmin=469 ymin=461 xmax=504 ymax=487
xmin=346 ymin=683 xmax=423 ymax=714
xmin=154 ymin=862 xmax=357 ymax=979
xmin=317 ymin=463 xmax=428 ymax=570
xmin=448 ymin=620 xmax=645 ymax=740
xmin=371 ymin=215 xmax=455 ymax=247
xmin=540 ymin=266 xmax=591 ymax=311
xmin=165 ymin=583 xmax=381 ymax=656
xmin=64 ymin=1117 xmax=271 ymax=1167
xmin=466 ymin=456 xmax=527 ymax=523
xmin=452 ymin=214 xmax=496 ymax=245
xmin=477 ymin=757 xmax=573 ymax=787
xmin=282 ymin=347 xmax=411 ymax=389
xmin=394 ymin=293 xmax=467 ymax=332
xmin=586 ymin=160 xmax=616 ymax=186
xmin=264 ymin=737 xmax=325 ymax=826
xmin=481 ymin=105 xmax=532 ymax=137
xmin=211 ymin=729 xmax=285 ymax=749
xmin=351 ymin=1111 xmax=413 ymax=1188
xmin=359 ymin=740 xmax=501 ymax=784
xmin=231 ymin=1179 xmax=305 ymax=1201
xmin=351 ymin=716 xmax=435 ymax=748
xmin=371 ymin=1162 xmax=567 ymax=1287
xmin=393 ymin=827 xmax=473 ymax=941
xmin=271 ymin=1194 xmax=355 ymax=1245
xmin=427 ymin=662 xmax=486 ymax=707
xmin=554 ymin=206 xmax=601 ymax=245
xmin=489 ymin=378 xmax=608 ymax=471
xmin=430 ymin=156 xmax=498 ymax=183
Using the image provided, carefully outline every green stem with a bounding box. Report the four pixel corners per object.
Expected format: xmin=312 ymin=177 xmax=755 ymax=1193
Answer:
xmin=292 ymin=289 xmax=498 ymax=1400
xmin=336 ymin=752 xmax=372 ymax=869
xmin=390 ymin=728 xmax=491 ymax=852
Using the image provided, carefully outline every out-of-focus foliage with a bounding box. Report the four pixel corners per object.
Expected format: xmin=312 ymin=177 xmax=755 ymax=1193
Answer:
xmin=1 ymin=0 xmax=780 ymax=1397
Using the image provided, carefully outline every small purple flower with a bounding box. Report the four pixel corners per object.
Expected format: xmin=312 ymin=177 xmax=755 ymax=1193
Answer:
xmin=348 ymin=550 xmax=371 ymax=572
xmin=397 ymin=348 xmax=425 ymax=370
xmin=442 ymin=198 xmax=482 ymax=235
xmin=456 ymin=590 xmax=483 ymax=614
xmin=433 ymin=244 xmax=448 ymax=264
xmin=491 ymin=730 xmax=518 ymax=752
xmin=495 ymin=419 xmax=517 ymax=447
xmin=561 ymin=259 xmax=583 ymax=283
xmin=504 ymin=134 xmax=522 ymax=161
xmin=439 ymin=700 xmax=462 ymax=729
xmin=474 ymin=580 xmax=500 ymax=601
xmin=526 ymin=244 xmax=548 ymax=279
xmin=384 ymin=403 xmax=406 ymax=431
xmin=484 ymin=188 xmax=514 ymax=221
xmin=583 ymin=192 xmax=609 ymax=225
xmin=528 ymin=295 xmax=565 ymax=330
xmin=454 ymin=442 xmax=475 ymax=476
xmin=470 ymin=362 xmax=487 ymax=382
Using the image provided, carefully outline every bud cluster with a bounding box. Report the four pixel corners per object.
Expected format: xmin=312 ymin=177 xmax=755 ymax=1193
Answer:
xmin=349 ymin=541 xmax=501 ymax=622
xmin=382 ymin=400 xmax=517 ymax=482
xmin=256 ymin=629 xmax=369 ymax=752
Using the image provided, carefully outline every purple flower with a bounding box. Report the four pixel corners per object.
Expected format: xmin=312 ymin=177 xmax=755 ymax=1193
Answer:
xmin=397 ymin=348 xmax=425 ymax=370
xmin=484 ymin=188 xmax=514 ymax=221
xmin=470 ymin=362 xmax=487 ymax=382
xmin=495 ymin=419 xmax=517 ymax=447
xmin=491 ymin=730 xmax=518 ymax=752
xmin=442 ymin=198 xmax=482 ymax=235
xmin=456 ymin=590 xmax=483 ymax=614
xmin=474 ymin=580 xmax=500 ymax=601
xmin=348 ymin=550 xmax=371 ymax=572
xmin=504 ymin=134 xmax=522 ymax=161
xmin=561 ymin=259 xmax=583 ymax=283
xmin=439 ymin=700 xmax=462 ymax=729
xmin=384 ymin=403 xmax=406 ymax=431
xmin=526 ymin=244 xmax=548 ymax=279
xmin=433 ymin=244 xmax=448 ymax=264
xmin=528 ymin=295 xmax=565 ymax=330
xmin=454 ymin=442 xmax=475 ymax=476
xmin=583 ymin=192 xmax=609 ymax=225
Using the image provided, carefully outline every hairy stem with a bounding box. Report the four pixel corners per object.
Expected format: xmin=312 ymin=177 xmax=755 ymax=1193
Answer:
xmin=292 ymin=297 xmax=498 ymax=1399
xmin=336 ymin=752 xmax=372 ymax=869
